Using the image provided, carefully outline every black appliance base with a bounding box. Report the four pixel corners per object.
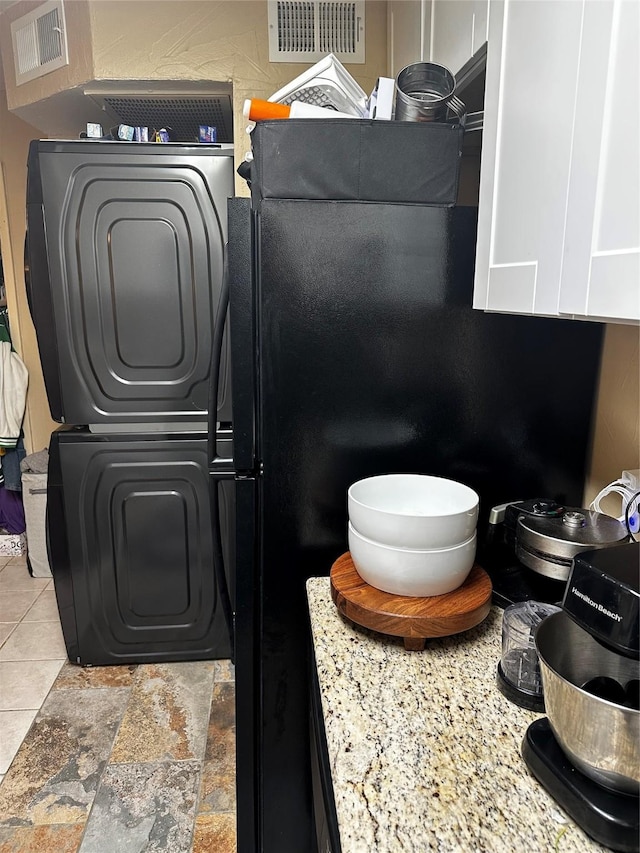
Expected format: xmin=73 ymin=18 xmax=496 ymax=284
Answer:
xmin=496 ymin=662 xmax=545 ymax=712
xmin=480 ymin=544 xmax=567 ymax=609
xmin=522 ymin=718 xmax=640 ymax=853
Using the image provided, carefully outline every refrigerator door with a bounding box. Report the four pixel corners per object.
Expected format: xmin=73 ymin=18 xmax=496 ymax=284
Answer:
xmin=26 ymin=140 xmax=233 ymax=426
xmin=48 ymin=428 xmax=234 ymax=664
xmin=233 ymin=476 xmax=260 ymax=853
xmin=256 ymin=201 xmax=603 ymax=538
xmin=234 ymin=198 xmax=603 ymax=853
xmin=227 ymin=197 xmax=256 ymax=472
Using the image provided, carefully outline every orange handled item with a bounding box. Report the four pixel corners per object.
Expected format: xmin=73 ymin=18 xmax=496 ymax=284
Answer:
xmin=243 ymin=99 xmax=291 ymax=121
xmin=244 ymin=98 xmax=355 ymax=121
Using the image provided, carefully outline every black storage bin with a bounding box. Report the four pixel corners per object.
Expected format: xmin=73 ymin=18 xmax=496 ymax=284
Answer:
xmin=249 ymin=118 xmax=464 ymax=207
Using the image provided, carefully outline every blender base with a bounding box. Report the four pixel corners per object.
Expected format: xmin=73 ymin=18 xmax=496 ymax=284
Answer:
xmin=496 ymin=661 xmax=545 ymax=712
xmin=522 ymin=718 xmax=639 ymax=853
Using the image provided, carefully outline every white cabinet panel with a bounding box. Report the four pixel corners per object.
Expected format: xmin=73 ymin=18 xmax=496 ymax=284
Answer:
xmin=476 ymin=0 xmax=639 ymax=323
xmin=472 ymin=0 xmax=489 ymax=55
xmin=387 ymin=1 xmax=429 ymax=78
xmin=559 ymin=0 xmax=640 ymax=320
xmin=430 ymin=1 xmax=476 ymax=74
xmin=487 ymin=264 xmax=536 ymax=314
xmin=587 ymin=255 xmax=640 ymax=321
xmin=388 ymin=0 xmax=489 ymax=83
xmin=429 ymin=0 xmax=489 ymax=75
xmin=475 ymin=0 xmax=583 ymax=315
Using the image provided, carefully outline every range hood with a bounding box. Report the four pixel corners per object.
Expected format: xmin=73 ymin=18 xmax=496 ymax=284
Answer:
xmin=83 ymin=79 xmax=234 ymax=143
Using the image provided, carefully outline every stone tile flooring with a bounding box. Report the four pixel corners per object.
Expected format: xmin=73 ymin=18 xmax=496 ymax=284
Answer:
xmin=0 ymin=556 xmax=237 ymax=852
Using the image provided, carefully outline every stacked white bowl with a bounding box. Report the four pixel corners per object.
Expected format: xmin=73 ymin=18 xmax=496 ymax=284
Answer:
xmin=347 ymin=474 xmax=479 ymax=597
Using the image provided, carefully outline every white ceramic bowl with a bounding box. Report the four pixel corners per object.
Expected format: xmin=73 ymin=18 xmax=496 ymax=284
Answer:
xmin=348 ymin=522 xmax=477 ymax=597
xmin=348 ymin=474 xmax=479 ymax=550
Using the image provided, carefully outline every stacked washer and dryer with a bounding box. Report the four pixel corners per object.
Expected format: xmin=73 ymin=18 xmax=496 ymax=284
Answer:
xmin=25 ymin=139 xmax=235 ymax=664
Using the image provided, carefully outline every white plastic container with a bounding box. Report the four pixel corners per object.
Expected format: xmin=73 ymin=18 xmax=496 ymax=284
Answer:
xmin=21 ymin=471 xmax=51 ymax=578
xmin=497 ymin=601 xmax=561 ymax=709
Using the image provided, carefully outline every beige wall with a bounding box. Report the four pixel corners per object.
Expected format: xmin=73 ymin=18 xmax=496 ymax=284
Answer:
xmin=0 ymin=84 xmax=58 ymax=453
xmin=1 ymin=0 xmax=388 ymax=191
xmin=88 ymin=0 xmax=387 ymax=192
xmin=585 ymin=324 xmax=640 ymax=509
xmin=1 ymin=0 xmax=93 ymax=110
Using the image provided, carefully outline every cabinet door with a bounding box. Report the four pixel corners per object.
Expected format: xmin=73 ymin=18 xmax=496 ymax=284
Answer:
xmin=474 ymin=0 xmax=584 ymax=315
xmin=559 ymin=0 xmax=640 ymax=321
xmin=387 ymin=0 xmax=428 ymax=78
xmin=388 ymin=1 xmax=489 ymax=83
xmin=431 ymin=0 xmax=487 ymax=75
xmin=472 ymin=0 xmax=489 ymax=56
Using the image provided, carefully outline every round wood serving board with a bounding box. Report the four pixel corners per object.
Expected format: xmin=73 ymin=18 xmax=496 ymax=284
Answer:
xmin=330 ymin=552 xmax=492 ymax=650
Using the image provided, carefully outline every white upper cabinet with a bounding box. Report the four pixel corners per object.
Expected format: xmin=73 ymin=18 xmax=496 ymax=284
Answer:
xmin=430 ymin=0 xmax=489 ymax=77
xmin=474 ymin=0 xmax=639 ymax=323
xmin=470 ymin=0 xmax=489 ymax=57
xmin=474 ymin=1 xmax=583 ymax=316
xmin=388 ymin=1 xmax=427 ymax=78
xmin=388 ymin=0 xmax=489 ymax=79
xmin=558 ymin=0 xmax=639 ymax=321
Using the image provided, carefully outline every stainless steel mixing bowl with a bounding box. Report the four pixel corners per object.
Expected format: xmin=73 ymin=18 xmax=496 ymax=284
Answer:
xmin=535 ymin=611 xmax=640 ymax=794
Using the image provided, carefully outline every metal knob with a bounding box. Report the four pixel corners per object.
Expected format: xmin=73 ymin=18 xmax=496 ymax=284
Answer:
xmin=562 ymin=511 xmax=586 ymax=528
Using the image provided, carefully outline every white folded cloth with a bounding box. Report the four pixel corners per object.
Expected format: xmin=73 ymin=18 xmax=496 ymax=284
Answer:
xmin=0 ymin=341 xmax=28 ymax=448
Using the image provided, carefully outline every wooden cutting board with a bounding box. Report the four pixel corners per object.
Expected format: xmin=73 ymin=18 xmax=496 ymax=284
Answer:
xmin=330 ymin=552 xmax=492 ymax=650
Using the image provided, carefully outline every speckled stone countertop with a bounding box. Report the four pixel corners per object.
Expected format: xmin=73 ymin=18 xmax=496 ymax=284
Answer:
xmin=307 ymin=577 xmax=607 ymax=853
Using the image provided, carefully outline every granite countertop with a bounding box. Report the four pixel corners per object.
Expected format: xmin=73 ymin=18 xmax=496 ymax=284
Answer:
xmin=307 ymin=576 xmax=607 ymax=853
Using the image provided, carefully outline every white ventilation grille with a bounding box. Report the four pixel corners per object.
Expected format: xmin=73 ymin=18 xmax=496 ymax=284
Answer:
xmin=11 ymin=0 xmax=69 ymax=85
xmin=268 ymin=1 xmax=365 ymax=63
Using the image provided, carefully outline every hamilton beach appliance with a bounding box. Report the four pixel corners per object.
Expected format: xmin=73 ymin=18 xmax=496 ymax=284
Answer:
xmin=516 ymin=508 xmax=629 ymax=580
xmin=522 ymin=542 xmax=640 ymax=852
xmin=483 ymin=499 xmax=630 ymax=608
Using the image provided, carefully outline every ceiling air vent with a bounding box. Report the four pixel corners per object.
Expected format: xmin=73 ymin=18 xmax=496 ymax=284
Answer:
xmin=268 ymin=1 xmax=365 ymax=64
xmin=11 ymin=0 xmax=69 ymax=85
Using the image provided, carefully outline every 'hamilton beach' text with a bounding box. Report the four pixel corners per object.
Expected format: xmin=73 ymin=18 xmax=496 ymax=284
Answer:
xmin=570 ymin=587 xmax=623 ymax=622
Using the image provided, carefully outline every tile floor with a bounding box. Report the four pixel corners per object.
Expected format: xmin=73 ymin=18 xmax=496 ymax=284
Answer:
xmin=0 ymin=554 xmax=237 ymax=852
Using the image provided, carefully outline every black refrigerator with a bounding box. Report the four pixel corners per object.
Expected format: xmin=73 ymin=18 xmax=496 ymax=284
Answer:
xmin=26 ymin=139 xmax=235 ymax=665
xmin=227 ymin=122 xmax=604 ymax=853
